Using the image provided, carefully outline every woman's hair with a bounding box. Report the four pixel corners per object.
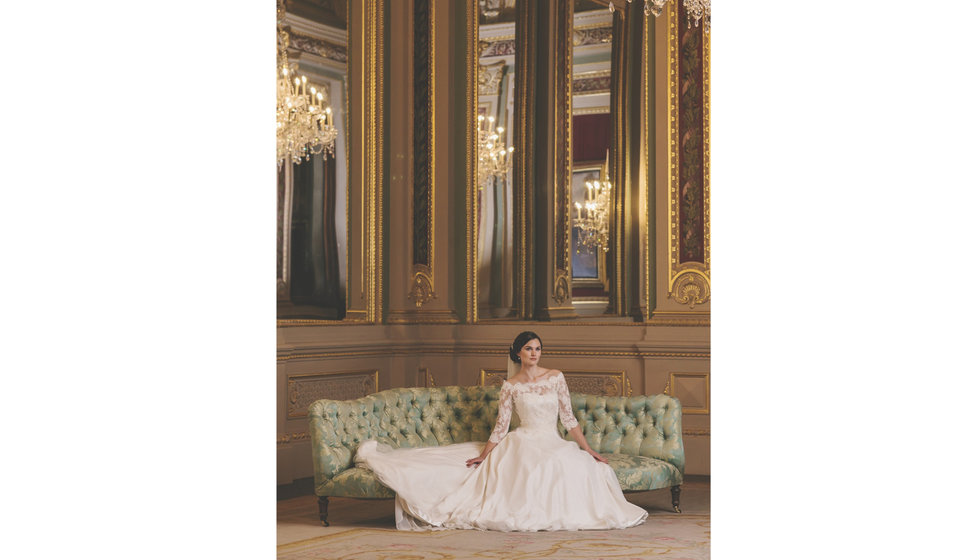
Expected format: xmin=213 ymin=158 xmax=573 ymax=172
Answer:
xmin=509 ymin=331 xmax=542 ymax=363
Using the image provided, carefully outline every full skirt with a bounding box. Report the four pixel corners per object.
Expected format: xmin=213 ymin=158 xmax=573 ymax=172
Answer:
xmin=355 ymin=428 xmax=648 ymax=532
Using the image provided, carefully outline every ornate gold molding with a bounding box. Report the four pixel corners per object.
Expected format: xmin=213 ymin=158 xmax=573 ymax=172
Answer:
xmin=553 ymin=271 xmax=570 ymax=305
xmin=669 ymin=270 xmax=710 ymax=308
xmin=386 ymin=309 xmax=460 ymax=324
xmin=279 ymin=346 xmax=709 ymax=361
xmin=410 ymin=0 xmax=436 ymax=312
xmin=647 ymin=311 xmax=710 ymax=327
xmin=286 ymin=369 xmax=379 ymax=418
xmin=478 ymin=60 xmax=507 ymax=95
xmin=667 ymin=371 xmax=710 ymax=415
xmin=277 ymin=431 xmax=311 ymax=446
xmin=480 ymin=368 xmax=632 ymax=396
xmin=286 ymin=29 xmax=348 ymax=64
xmin=409 ymin=265 xmax=436 ymax=308
xmin=682 ymin=428 xmax=710 ymax=437
xmin=572 ymin=24 xmax=613 ymax=46
xmin=666 ymin=2 xmax=709 ymax=307
xmin=347 ymin=0 xmax=385 ymax=322
xmin=417 ymin=367 xmax=436 ymax=387
xmin=467 ymin=0 xmax=480 ymax=322
xmin=555 ymin=0 xmax=573 ymax=298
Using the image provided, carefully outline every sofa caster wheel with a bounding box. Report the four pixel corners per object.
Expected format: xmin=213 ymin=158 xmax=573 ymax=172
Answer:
xmin=317 ymin=496 xmax=330 ymax=526
xmin=670 ymin=485 xmax=681 ymax=513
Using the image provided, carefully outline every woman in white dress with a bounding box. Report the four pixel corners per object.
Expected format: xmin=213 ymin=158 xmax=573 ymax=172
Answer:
xmin=355 ymin=331 xmax=648 ymax=531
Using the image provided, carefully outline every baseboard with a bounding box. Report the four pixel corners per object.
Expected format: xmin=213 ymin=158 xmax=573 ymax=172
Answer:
xmin=277 ymin=476 xmax=315 ymax=501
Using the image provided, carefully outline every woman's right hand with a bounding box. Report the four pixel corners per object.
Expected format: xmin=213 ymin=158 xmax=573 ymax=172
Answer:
xmin=465 ymin=456 xmax=485 ymax=468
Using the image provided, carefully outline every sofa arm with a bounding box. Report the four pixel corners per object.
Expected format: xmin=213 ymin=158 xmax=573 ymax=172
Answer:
xmin=571 ymin=393 xmax=685 ymax=475
xmin=308 ymin=400 xmax=355 ymax=488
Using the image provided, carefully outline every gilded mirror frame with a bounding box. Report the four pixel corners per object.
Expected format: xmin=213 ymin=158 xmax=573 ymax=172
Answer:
xmin=277 ymin=0 xmax=386 ymax=327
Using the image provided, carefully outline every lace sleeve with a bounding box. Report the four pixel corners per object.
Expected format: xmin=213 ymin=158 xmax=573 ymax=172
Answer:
xmin=488 ymin=382 xmax=515 ymax=443
xmin=556 ymin=372 xmax=579 ymax=431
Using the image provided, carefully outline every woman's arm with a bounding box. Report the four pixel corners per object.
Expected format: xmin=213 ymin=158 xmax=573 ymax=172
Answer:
xmin=465 ymin=440 xmax=497 ymax=467
xmin=567 ymin=425 xmax=608 ymax=464
xmin=555 ymin=371 xmax=607 ymax=463
xmin=467 ymin=383 xmax=514 ymax=467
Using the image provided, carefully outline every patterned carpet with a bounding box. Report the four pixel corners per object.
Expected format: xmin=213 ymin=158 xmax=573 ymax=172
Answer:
xmin=278 ymin=478 xmax=710 ymax=559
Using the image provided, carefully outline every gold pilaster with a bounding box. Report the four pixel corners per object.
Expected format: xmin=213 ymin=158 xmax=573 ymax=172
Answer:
xmin=666 ymin=1 xmax=709 ymax=308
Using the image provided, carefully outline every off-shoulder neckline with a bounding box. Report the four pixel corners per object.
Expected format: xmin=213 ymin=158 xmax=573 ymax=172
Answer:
xmin=503 ymin=371 xmax=563 ymax=387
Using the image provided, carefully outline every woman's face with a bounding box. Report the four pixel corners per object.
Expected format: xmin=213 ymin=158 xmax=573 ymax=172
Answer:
xmin=518 ymin=338 xmax=542 ymax=366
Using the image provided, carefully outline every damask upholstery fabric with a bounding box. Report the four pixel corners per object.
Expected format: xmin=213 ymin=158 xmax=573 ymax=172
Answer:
xmin=321 ymin=466 xmax=395 ymax=498
xmin=309 ymin=386 xmax=684 ymax=498
xmin=604 ymin=454 xmax=683 ymax=491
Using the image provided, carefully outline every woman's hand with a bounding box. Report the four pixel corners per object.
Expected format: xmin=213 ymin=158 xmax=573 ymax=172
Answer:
xmin=589 ymin=450 xmax=609 ymax=464
xmin=465 ymin=456 xmax=485 ymax=468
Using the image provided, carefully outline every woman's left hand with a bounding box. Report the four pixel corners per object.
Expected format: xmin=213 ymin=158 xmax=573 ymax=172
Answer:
xmin=590 ymin=451 xmax=608 ymax=464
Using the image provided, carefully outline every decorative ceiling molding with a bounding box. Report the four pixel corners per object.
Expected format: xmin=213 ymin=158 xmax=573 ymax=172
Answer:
xmin=286 ymin=29 xmax=347 ymax=64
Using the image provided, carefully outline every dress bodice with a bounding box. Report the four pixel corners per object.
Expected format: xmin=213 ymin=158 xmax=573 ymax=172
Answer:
xmin=488 ymin=372 xmax=579 ymax=444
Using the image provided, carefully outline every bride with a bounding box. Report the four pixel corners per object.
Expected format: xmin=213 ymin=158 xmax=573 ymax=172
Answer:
xmin=354 ymin=331 xmax=649 ymax=531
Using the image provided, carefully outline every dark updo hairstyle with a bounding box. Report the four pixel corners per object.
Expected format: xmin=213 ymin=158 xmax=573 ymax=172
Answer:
xmin=509 ymin=331 xmax=542 ymax=363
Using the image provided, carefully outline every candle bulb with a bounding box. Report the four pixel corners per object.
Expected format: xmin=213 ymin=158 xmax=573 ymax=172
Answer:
xmin=327 ymin=107 xmax=333 ymax=127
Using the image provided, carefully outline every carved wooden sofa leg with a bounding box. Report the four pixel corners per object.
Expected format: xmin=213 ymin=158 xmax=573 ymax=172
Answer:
xmin=317 ymin=496 xmax=330 ymax=526
xmin=670 ymin=485 xmax=681 ymax=513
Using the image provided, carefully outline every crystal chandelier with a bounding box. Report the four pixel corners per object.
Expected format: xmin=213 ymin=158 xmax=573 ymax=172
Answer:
xmin=476 ymin=114 xmax=514 ymax=190
xmin=574 ymin=172 xmax=612 ymax=253
xmin=277 ymin=1 xmax=338 ymax=168
xmin=612 ymin=0 xmax=710 ymax=32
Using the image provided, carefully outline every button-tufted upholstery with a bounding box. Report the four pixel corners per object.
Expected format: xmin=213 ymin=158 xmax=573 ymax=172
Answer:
xmin=308 ymin=386 xmax=684 ymax=499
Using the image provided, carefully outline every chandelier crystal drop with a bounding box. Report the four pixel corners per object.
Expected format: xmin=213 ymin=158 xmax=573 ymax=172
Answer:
xmin=625 ymin=0 xmax=710 ymax=32
xmin=574 ymin=173 xmax=612 ymax=253
xmin=277 ymin=2 xmax=338 ymax=168
xmin=476 ymin=115 xmax=515 ymax=190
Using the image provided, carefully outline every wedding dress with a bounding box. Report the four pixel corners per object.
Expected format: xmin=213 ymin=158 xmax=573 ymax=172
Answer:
xmin=355 ymin=372 xmax=648 ymax=531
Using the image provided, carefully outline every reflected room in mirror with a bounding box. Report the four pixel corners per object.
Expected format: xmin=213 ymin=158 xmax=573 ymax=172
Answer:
xmin=571 ymin=0 xmax=613 ymax=316
xmin=476 ymin=0 xmax=519 ymax=319
xmin=277 ymin=0 xmax=349 ymax=320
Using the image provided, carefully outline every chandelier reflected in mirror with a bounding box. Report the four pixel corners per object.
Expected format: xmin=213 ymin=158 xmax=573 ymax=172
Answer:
xmin=277 ymin=1 xmax=338 ymax=168
xmin=614 ymin=0 xmax=710 ymax=32
xmin=574 ymin=172 xmax=612 ymax=253
xmin=476 ymin=115 xmax=514 ymax=191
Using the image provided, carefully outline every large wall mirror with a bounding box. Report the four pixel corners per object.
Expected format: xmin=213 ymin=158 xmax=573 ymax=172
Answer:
xmin=570 ymin=0 xmax=613 ymax=316
xmin=476 ymin=1 xmax=520 ymax=319
xmin=474 ymin=0 xmax=618 ymax=321
xmin=277 ymin=0 xmax=349 ymax=320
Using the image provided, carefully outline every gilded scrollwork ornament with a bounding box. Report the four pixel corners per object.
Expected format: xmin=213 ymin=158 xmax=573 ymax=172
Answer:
xmin=410 ymin=267 xmax=436 ymax=308
xmin=478 ymin=60 xmax=506 ymax=96
xmin=553 ymin=271 xmax=570 ymax=305
xmin=669 ymin=271 xmax=709 ymax=308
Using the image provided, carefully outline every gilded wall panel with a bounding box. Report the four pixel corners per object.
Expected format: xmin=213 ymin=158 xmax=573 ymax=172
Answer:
xmin=667 ymin=2 xmax=709 ymax=307
xmin=286 ymin=370 xmax=379 ymax=418
xmin=480 ymin=369 xmax=631 ymax=396
xmin=667 ymin=371 xmax=709 ymax=414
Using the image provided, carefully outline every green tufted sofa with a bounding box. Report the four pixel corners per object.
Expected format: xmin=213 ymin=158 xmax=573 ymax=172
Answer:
xmin=308 ymin=385 xmax=685 ymax=526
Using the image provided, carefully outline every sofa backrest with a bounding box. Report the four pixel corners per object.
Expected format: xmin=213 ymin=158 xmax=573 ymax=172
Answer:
xmin=565 ymin=393 xmax=685 ymax=474
xmin=308 ymin=385 xmax=684 ymax=487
